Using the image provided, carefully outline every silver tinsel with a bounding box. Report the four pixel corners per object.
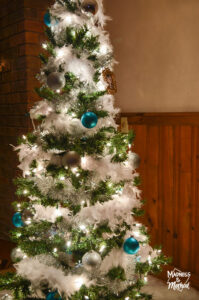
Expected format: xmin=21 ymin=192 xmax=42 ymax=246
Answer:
xmin=47 ymin=72 xmax=65 ymax=90
xmin=82 ymin=251 xmax=102 ymax=271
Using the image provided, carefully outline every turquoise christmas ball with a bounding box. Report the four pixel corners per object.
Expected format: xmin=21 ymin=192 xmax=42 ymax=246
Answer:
xmin=123 ymin=237 xmax=140 ymax=255
xmin=44 ymin=12 xmax=51 ymax=27
xmin=12 ymin=212 xmax=24 ymax=228
xmin=46 ymin=291 xmax=62 ymax=300
xmin=81 ymin=112 xmax=98 ymax=129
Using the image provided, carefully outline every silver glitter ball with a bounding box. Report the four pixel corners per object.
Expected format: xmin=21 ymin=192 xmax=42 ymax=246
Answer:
xmin=128 ymin=152 xmax=141 ymax=169
xmin=10 ymin=247 xmax=24 ymax=262
xmin=62 ymin=151 xmax=81 ymax=168
xmin=82 ymin=251 xmax=102 ymax=271
xmin=47 ymin=72 xmax=65 ymax=90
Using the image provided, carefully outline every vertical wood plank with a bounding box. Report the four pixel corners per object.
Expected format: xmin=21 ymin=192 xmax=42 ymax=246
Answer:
xmin=178 ymin=126 xmax=192 ymax=270
xmin=145 ymin=126 xmax=159 ymax=246
xmin=159 ymin=126 xmax=174 ymax=257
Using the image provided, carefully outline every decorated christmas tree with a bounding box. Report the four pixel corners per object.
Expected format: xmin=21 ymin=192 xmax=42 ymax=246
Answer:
xmin=0 ymin=0 xmax=169 ymax=299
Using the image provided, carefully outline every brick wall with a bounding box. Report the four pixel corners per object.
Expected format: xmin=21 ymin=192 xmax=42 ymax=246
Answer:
xmin=0 ymin=0 xmax=51 ymax=240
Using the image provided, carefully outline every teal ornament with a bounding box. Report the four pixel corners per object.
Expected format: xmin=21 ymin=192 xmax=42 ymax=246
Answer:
xmin=12 ymin=212 xmax=24 ymax=228
xmin=81 ymin=112 xmax=98 ymax=129
xmin=46 ymin=291 xmax=62 ymax=300
xmin=44 ymin=12 xmax=51 ymax=27
xmin=123 ymin=237 xmax=140 ymax=255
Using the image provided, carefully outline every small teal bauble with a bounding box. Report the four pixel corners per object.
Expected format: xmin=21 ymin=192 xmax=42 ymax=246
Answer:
xmin=46 ymin=291 xmax=62 ymax=300
xmin=123 ymin=237 xmax=140 ymax=255
xmin=12 ymin=212 xmax=24 ymax=228
xmin=44 ymin=12 xmax=51 ymax=27
xmin=81 ymin=112 xmax=98 ymax=129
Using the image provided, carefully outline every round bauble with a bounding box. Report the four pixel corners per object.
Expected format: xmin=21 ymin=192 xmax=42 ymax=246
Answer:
xmin=44 ymin=12 xmax=51 ymax=27
xmin=47 ymin=72 xmax=65 ymax=90
xmin=21 ymin=208 xmax=34 ymax=223
xmin=82 ymin=0 xmax=98 ymax=15
xmin=62 ymin=151 xmax=81 ymax=168
xmin=10 ymin=247 xmax=24 ymax=262
xmin=81 ymin=112 xmax=98 ymax=129
xmin=12 ymin=212 xmax=24 ymax=228
xmin=128 ymin=152 xmax=141 ymax=169
xmin=82 ymin=251 xmax=102 ymax=271
xmin=123 ymin=237 xmax=140 ymax=255
xmin=46 ymin=291 xmax=62 ymax=300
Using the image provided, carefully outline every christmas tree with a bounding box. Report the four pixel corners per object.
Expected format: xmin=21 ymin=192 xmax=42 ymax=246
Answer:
xmin=0 ymin=0 xmax=169 ymax=299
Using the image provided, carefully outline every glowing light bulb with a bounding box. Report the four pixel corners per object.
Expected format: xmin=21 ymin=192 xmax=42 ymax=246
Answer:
xmin=56 ymin=209 xmax=62 ymax=217
xmin=56 ymin=48 xmax=65 ymax=58
xmin=60 ymin=176 xmax=65 ymax=181
xmin=42 ymin=43 xmax=47 ymax=49
xmin=76 ymin=172 xmax=80 ymax=177
xmin=56 ymin=89 xmax=61 ymax=93
xmin=22 ymin=135 xmax=26 ymax=140
xmin=75 ymin=277 xmax=84 ymax=288
xmin=25 ymin=218 xmax=32 ymax=225
xmin=84 ymin=296 xmax=89 ymax=300
xmin=147 ymin=255 xmax=152 ymax=265
xmin=72 ymin=167 xmax=78 ymax=174
xmin=23 ymin=255 xmax=27 ymax=259
xmin=81 ymin=157 xmax=87 ymax=164
xmin=144 ymin=276 xmax=148 ymax=283
xmin=17 ymin=204 xmax=21 ymax=208
xmin=100 ymin=44 xmax=108 ymax=55
xmin=23 ymin=189 xmax=28 ymax=195
xmin=125 ymin=297 xmax=130 ymax=300
xmin=67 ymin=241 xmax=71 ymax=247
xmin=71 ymin=112 xmax=76 ymax=117
xmin=107 ymin=142 xmax=111 ymax=147
xmin=99 ymin=244 xmax=106 ymax=253
xmin=53 ymin=248 xmax=57 ymax=253
xmin=25 ymin=171 xmax=31 ymax=176
xmin=134 ymin=231 xmax=140 ymax=238
xmin=79 ymin=224 xmax=86 ymax=231
xmin=65 ymin=15 xmax=72 ymax=23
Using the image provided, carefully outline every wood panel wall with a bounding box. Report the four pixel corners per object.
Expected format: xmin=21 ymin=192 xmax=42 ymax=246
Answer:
xmin=121 ymin=113 xmax=199 ymax=289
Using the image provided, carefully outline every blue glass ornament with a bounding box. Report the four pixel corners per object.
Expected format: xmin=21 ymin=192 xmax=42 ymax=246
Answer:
xmin=81 ymin=112 xmax=98 ymax=129
xmin=44 ymin=12 xmax=51 ymax=27
xmin=46 ymin=291 xmax=62 ymax=300
xmin=123 ymin=237 xmax=140 ymax=255
xmin=12 ymin=212 xmax=24 ymax=228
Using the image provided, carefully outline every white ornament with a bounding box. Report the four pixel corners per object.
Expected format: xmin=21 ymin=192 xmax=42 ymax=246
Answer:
xmin=128 ymin=152 xmax=141 ymax=169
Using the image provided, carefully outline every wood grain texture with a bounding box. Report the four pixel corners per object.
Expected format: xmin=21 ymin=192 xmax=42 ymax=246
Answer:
xmin=122 ymin=113 xmax=199 ymax=290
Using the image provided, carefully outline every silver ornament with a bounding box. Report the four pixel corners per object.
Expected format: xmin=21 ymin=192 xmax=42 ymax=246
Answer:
xmin=62 ymin=151 xmax=81 ymax=168
xmin=10 ymin=248 xmax=24 ymax=262
xmin=81 ymin=0 xmax=98 ymax=15
xmin=47 ymin=72 xmax=65 ymax=90
xmin=21 ymin=208 xmax=34 ymax=223
xmin=129 ymin=152 xmax=141 ymax=169
xmin=82 ymin=251 xmax=102 ymax=271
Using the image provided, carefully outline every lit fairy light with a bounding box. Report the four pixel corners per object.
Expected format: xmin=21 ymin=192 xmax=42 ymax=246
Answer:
xmin=56 ymin=89 xmax=61 ymax=93
xmin=81 ymin=200 xmax=85 ymax=205
xmin=53 ymin=248 xmax=58 ymax=253
xmin=59 ymin=176 xmax=65 ymax=181
xmin=76 ymin=172 xmax=80 ymax=177
xmin=144 ymin=276 xmax=148 ymax=283
xmin=22 ymin=135 xmax=26 ymax=140
xmin=67 ymin=241 xmax=71 ymax=247
xmin=157 ymin=249 xmax=162 ymax=254
xmin=25 ymin=170 xmax=31 ymax=176
xmin=25 ymin=218 xmax=32 ymax=225
xmin=23 ymin=189 xmax=28 ymax=195
xmin=23 ymin=255 xmax=27 ymax=259
xmin=84 ymin=296 xmax=89 ymax=300
xmin=56 ymin=48 xmax=65 ymax=58
xmin=99 ymin=244 xmax=106 ymax=253
xmin=42 ymin=43 xmax=47 ymax=49
xmin=72 ymin=167 xmax=78 ymax=174
xmin=17 ymin=203 xmax=21 ymax=208
xmin=147 ymin=255 xmax=152 ymax=265
xmin=107 ymin=142 xmax=111 ymax=147
xmin=81 ymin=157 xmax=87 ymax=164
xmin=79 ymin=224 xmax=86 ymax=231
xmin=71 ymin=112 xmax=76 ymax=117
xmin=65 ymin=15 xmax=72 ymax=24
xmin=125 ymin=297 xmax=130 ymax=300
xmin=108 ymin=182 xmax=113 ymax=188
xmin=134 ymin=231 xmax=140 ymax=238
xmin=75 ymin=277 xmax=84 ymax=288
xmin=100 ymin=44 xmax=108 ymax=55
xmin=16 ymin=232 xmax=22 ymax=237
xmin=55 ymin=208 xmax=62 ymax=217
